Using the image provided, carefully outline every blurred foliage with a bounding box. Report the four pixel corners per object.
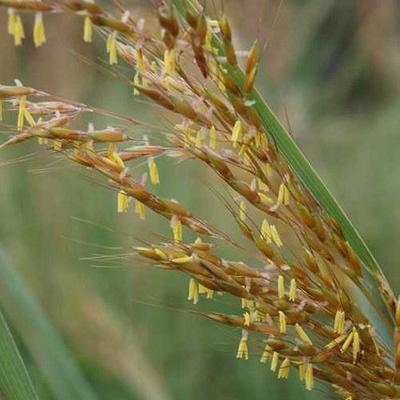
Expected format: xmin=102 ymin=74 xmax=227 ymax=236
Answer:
xmin=0 ymin=1 xmax=399 ymax=399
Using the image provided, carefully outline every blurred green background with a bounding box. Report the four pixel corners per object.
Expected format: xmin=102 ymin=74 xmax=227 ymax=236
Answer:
xmin=0 ymin=1 xmax=399 ymax=399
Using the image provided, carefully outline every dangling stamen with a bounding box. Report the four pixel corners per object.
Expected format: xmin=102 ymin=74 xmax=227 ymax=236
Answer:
xmin=83 ymin=16 xmax=93 ymax=43
xmin=33 ymin=12 xmax=46 ymax=48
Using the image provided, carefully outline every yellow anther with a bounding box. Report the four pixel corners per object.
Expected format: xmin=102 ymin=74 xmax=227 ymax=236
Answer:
xmin=164 ymin=48 xmax=176 ymax=75
xmin=261 ymin=219 xmax=272 ymax=243
xmin=8 ymin=8 xmax=15 ymax=35
xmin=236 ymin=335 xmax=249 ymax=360
xmin=53 ymin=140 xmax=62 ymax=151
xmin=325 ymin=334 xmax=347 ymax=350
xmin=278 ymin=358 xmax=290 ymax=379
xmin=106 ymin=31 xmax=118 ymax=65
xmin=198 ymin=284 xmax=213 ymax=299
xmin=270 ymin=225 xmax=283 ymax=247
xmin=277 ymin=275 xmax=285 ymax=299
xmin=305 ymin=363 xmax=314 ymax=391
xmin=204 ymin=26 xmax=213 ymax=51
xmin=270 ymin=351 xmax=279 ymax=372
xmin=295 ymin=323 xmax=313 ymax=345
xmin=187 ymin=278 xmax=199 ymax=304
xmin=135 ymin=200 xmax=145 ymax=220
xmin=171 ymin=216 xmax=182 ymax=242
xmin=260 ymin=344 xmax=272 ymax=363
xmin=231 ymin=120 xmax=242 ymax=147
xmin=83 ymin=16 xmax=93 ymax=43
xmin=243 ymin=312 xmax=251 ymax=327
xmin=14 ymin=15 xmax=25 ymax=46
xmin=108 ymin=144 xmax=125 ymax=169
xmin=17 ymin=96 xmax=32 ymax=131
xmin=299 ymin=363 xmax=305 ymax=381
xmin=289 ymin=278 xmax=297 ymax=301
xmin=209 ymin=126 xmax=217 ymax=149
xmin=0 ymin=100 xmax=3 ymax=121
xmin=117 ymin=190 xmax=128 ymax=213
xmin=352 ymin=328 xmax=360 ymax=364
xmin=258 ymin=192 xmax=273 ymax=205
xmin=195 ymin=130 xmax=203 ymax=148
xmin=277 ymin=183 xmax=290 ymax=206
xmin=148 ymin=158 xmax=160 ymax=184
xmin=33 ymin=12 xmax=46 ymax=48
xmin=278 ymin=311 xmax=286 ymax=333
xmin=334 ymin=310 xmax=346 ymax=334
xmin=265 ymin=163 xmax=273 ymax=177
xmin=340 ymin=330 xmax=354 ymax=354
xmin=257 ymin=178 xmax=269 ymax=192
xmin=239 ymin=199 xmax=246 ymax=222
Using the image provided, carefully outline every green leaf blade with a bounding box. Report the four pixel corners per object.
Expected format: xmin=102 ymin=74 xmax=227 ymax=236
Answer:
xmin=0 ymin=310 xmax=38 ymax=400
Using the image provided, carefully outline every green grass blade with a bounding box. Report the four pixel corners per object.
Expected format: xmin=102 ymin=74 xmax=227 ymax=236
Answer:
xmin=0 ymin=248 xmax=98 ymax=400
xmin=0 ymin=310 xmax=39 ymax=400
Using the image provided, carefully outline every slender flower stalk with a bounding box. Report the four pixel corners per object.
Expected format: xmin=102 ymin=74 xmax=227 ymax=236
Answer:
xmin=0 ymin=1 xmax=399 ymax=399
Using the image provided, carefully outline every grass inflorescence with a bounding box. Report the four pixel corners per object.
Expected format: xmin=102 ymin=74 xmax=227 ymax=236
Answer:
xmin=0 ymin=1 xmax=399 ymax=399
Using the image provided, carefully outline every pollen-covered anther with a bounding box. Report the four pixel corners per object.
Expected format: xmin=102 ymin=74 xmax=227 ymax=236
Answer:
xmin=187 ymin=278 xmax=199 ymax=304
xmin=352 ymin=328 xmax=360 ymax=364
xmin=170 ymin=215 xmax=182 ymax=242
xmin=83 ymin=15 xmax=93 ymax=43
xmin=243 ymin=312 xmax=251 ymax=327
xmin=106 ymin=31 xmax=118 ymax=65
xmin=340 ymin=329 xmax=355 ymax=354
xmin=289 ymin=278 xmax=297 ymax=301
xmin=148 ymin=157 xmax=160 ymax=184
xmin=9 ymin=11 xmax=25 ymax=46
xmin=278 ymin=311 xmax=286 ymax=333
xmin=277 ymin=275 xmax=285 ymax=299
xmin=277 ymin=182 xmax=290 ymax=206
xmin=164 ymin=48 xmax=176 ymax=75
xmin=208 ymin=126 xmax=217 ymax=149
xmin=236 ymin=331 xmax=249 ymax=360
xmin=231 ymin=120 xmax=242 ymax=147
xmin=239 ymin=199 xmax=246 ymax=222
xmin=17 ymin=96 xmax=35 ymax=131
xmin=305 ymin=362 xmax=314 ymax=390
xmin=117 ymin=190 xmax=129 ymax=213
xmin=134 ymin=200 xmax=145 ymax=220
xmin=295 ymin=323 xmax=313 ymax=345
xmin=33 ymin=12 xmax=46 ymax=48
xmin=334 ymin=309 xmax=346 ymax=334
xmin=260 ymin=344 xmax=272 ymax=363
xmin=278 ymin=357 xmax=290 ymax=379
xmin=270 ymin=351 xmax=279 ymax=372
